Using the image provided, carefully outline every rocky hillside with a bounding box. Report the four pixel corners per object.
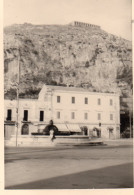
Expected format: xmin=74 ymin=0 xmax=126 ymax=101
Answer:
xmin=4 ymin=23 xmax=132 ymax=113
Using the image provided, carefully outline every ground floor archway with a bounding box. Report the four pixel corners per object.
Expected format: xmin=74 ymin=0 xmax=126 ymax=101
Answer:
xmin=21 ymin=123 xmax=29 ymax=135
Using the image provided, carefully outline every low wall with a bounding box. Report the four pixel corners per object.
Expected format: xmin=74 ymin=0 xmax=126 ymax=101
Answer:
xmin=5 ymin=135 xmax=92 ymax=147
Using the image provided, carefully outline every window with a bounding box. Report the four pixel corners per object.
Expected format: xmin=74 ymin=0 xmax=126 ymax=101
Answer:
xmin=110 ymin=114 xmax=113 ymax=120
xmin=57 ymin=111 xmax=60 ymax=119
xmin=85 ymin=97 xmax=88 ymax=104
xmin=84 ymin=113 xmax=88 ymax=120
xmin=71 ymin=112 xmax=75 ymax=119
xmin=110 ymin=99 xmax=113 ymax=106
xmin=40 ymin=111 xmax=44 ymax=121
xmin=72 ymin=97 xmax=75 ymax=104
xmin=98 ymin=113 xmax=101 ymax=120
xmin=98 ymin=98 xmax=101 ymax=105
xmin=57 ymin=96 xmax=60 ymax=103
xmin=7 ymin=109 xmax=12 ymax=121
xmin=23 ymin=110 xmax=28 ymax=121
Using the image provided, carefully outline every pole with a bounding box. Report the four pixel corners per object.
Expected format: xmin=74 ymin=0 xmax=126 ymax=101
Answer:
xmin=114 ymin=91 xmax=117 ymax=139
xmin=129 ymin=86 xmax=132 ymax=139
xmin=51 ymin=90 xmax=53 ymax=120
xmin=129 ymin=110 xmax=131 ymax=138
xmin=15 ymin=46 xmax=20 ymax=147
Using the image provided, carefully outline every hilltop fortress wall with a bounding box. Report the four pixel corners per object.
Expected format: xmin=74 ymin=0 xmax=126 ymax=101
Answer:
xmin=69 ymin=21 xmax=100 ymax=29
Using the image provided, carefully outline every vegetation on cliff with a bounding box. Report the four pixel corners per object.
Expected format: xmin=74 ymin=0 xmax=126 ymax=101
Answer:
xmin=4 ymin=23 xmax=132 ymax=113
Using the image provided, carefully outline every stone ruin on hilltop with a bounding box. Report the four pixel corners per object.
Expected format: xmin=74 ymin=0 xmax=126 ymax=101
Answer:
xmin=69 ymin=21 xmax=101 ymax=29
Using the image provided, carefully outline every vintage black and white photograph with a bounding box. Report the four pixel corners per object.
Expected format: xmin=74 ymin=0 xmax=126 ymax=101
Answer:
xmin=3 ymin=0 xmax=133 ymax=189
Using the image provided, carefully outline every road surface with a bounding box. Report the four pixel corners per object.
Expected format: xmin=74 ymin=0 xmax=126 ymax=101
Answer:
xmin=5 ymin=142 xmax=133 ymax=189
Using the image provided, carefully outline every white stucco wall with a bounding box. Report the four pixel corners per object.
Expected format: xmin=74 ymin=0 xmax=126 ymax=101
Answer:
xmin=51 ymin=90 xmax=120 ymax=125
xmin=4 ymin=85 xmax=120 ymax=139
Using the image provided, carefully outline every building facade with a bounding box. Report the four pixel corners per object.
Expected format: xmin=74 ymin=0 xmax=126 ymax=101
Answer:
xmin=4 ymin=85 xmax=120 ymax=139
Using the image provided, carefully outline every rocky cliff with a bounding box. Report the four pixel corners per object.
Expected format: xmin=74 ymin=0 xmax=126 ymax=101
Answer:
xmin=4 ymin=23 xmax=132 ymax=113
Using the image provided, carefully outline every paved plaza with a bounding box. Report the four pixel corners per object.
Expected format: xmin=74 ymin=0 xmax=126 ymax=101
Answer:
xmin=5 ymin=140 xmax=133 ymax=189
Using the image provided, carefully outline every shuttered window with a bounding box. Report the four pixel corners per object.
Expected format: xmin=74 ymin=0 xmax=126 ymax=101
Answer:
xmin=72 ymin=97 xmax=75 ymax=104
xmin=98 ymin=98 xmax=101 ymax=105
xmin=98 ymin=113 xmax=101 ymax=120
xmin=57 ymin=112 xmax=60 ymax=119
xmin=23 ymin=110 xmax=28 ymax=121
xmin=84 ymin=113 xmax=88 ymax=120
xmin=40 ymin=111 xmax=44 ymax=121
xmin=85 ymin=97 xmax=88 ymax=104
xmin=110 ymin=99 xmax=113 ymax=106
xmin=7 ymin=109 xmax=12 ymax=121
xmin=71 ymin=112 xmax=75 ymax=119
xmin=110 ymin=114 xmax=113 ymax=120
xmin=57 ymin=96 xmax=60 ymax=103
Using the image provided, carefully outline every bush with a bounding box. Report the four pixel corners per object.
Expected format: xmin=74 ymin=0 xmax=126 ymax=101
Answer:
xmin=121 ymin=128 xmax=133 ymax=138
xmin=85 ymin=61 xmax=90 ymax=68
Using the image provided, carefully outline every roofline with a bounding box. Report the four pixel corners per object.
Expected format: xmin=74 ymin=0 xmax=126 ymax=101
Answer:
xmin=52 ymin=90 xmax=120 ymax=97
xmin=4 ymin=99 xmax=38 ymax=101
xmin=45 ymin=85 xmax=120 ymax=97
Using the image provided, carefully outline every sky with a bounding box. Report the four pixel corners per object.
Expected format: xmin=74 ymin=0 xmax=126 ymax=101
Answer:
xmin=4 ymin=0 xmax=132 ymax=40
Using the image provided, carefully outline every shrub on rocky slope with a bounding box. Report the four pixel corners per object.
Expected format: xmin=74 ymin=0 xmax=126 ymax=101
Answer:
xmin=4 ymin=23 xmax=132 ymax=113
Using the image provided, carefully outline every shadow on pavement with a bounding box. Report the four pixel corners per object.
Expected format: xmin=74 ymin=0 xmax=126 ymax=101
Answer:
xmin=6 ymin=162 xmax=133 ymax=189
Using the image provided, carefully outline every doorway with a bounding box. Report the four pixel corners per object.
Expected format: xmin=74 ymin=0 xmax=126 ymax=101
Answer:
xmin=21 ymin=123 xmax=29 ymax=135
xmin=109 ymin=128 xmax=114 ymax=139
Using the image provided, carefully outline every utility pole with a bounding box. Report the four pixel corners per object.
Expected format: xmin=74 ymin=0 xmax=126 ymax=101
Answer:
xmin=15 ymin=36 xmax=20 ymax=147
xmin=114 ymin=89 xmax=117 ymax=139
xmin=129 ymin=110 xmax=131 ymax=138
xmin=51 ymin=89 xmax=53 ymax=120
xmin=129 ymin=86 xmax=132 ymax=139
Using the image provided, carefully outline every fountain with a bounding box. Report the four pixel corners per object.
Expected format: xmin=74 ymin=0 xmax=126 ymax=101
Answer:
xmin=5 ymin=120 xmax=103 ymax=147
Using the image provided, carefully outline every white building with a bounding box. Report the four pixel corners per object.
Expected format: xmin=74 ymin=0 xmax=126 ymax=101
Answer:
xmin=4 ymin=84 xmax=120 ymax=139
